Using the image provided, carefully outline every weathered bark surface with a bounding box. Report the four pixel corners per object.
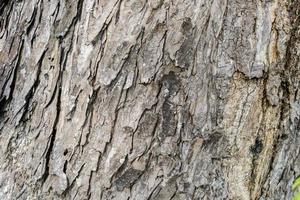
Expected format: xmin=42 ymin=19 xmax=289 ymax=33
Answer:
xmin=0 ymin=0 xmax=300 ymax=199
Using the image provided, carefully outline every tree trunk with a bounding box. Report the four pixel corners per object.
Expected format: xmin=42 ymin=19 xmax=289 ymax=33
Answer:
xmin=0 ymin=0 xmax=299 ymax=199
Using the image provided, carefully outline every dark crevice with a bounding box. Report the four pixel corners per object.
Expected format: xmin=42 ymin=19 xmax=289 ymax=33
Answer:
xmin=250 ymin=137 xmax=263 ymax=155
xmin=41 ymin=128 xmax=57 ymax=183
xmin=0 ymin=39 xmax=24 ymax=121
xmin=86 ymin=170 xmax=94 ymax=199
xmin=26 ymin=7 xmax=37 ymax=35
xmin=19 ymin=48 xmax=47 ymax=123
xmin=63 ymin=160 xmax=68 ymax=173
xmin=61 ymin=163 xmax=85 ymax=197
xmin=81 ymin=87 xmax=99 ymax=130
xmin=41 ymin=68 xmax=62 ymax=184
xmin=0 ymin=0 xmax=9 ymax=15
xmin=115 ymin=0 xmax=122 ymax=24
xmin=55 ymin=0 xmax=84 ymax=39
xmin=44 ymin=82 xmax=58 ymax=108
xmin=7 ymin=39 xmax=24 ymax=101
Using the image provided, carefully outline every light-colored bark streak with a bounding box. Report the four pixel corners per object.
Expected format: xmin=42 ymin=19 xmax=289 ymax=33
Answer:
xmin=0 ymin=0 xmax=299 ymax=199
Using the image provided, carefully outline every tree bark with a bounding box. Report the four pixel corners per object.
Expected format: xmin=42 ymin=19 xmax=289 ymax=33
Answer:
xmin=0 ymin=0 xmax=300 ymax=199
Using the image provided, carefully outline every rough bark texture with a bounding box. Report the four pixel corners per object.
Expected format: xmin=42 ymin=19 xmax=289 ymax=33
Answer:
xmin=0 ymin=0 xmax=300 ymax=199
